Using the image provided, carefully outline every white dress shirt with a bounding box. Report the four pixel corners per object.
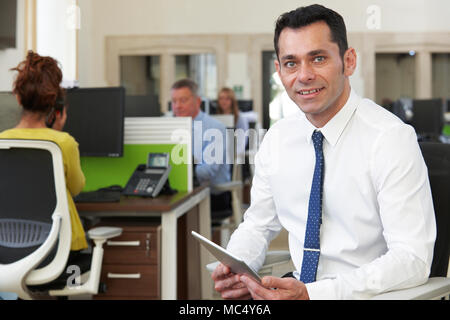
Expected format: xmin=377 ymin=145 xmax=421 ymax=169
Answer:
xmin=226 ymin=89 xmax=436 ymax=299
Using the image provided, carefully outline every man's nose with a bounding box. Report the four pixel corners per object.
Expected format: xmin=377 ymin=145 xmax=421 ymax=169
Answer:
xmin=297 ymin=63 xmax=315 ymax=83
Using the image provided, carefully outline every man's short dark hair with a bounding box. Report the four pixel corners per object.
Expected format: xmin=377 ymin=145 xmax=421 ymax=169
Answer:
xmin=171 ymin=78 xmax=199 ymax=97
xmin=274 ymin=4 xmax=348 ymax=60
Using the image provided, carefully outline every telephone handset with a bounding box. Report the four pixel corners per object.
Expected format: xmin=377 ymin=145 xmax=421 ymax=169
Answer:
xmin=46 ymin=95 xmax=65 ymax=128
xmin=123 ymin=153 xmax=172 ymax=198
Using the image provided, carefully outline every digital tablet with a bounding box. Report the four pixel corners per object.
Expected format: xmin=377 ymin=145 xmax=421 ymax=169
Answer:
xmin=191 ymin=231 xmax=261 ymax=282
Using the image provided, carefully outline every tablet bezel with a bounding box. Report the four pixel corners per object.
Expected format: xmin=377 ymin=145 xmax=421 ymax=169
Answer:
xmin=191 ymin=230 xmax=261 ymax=283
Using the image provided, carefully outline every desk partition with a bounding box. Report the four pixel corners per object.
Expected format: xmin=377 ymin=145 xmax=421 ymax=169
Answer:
xmin=81 ymin=117 xmax=193 ymax=192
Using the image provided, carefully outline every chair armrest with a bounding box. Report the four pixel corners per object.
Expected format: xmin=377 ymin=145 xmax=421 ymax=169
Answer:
xmin=371 ymin=277 xmax=450 ymax=300
xmin=50 ymin=226 xmax=122 ymax=297
xmin=88 ymin=227 xmax=122 ymax=240
xmin=212 ymin=181 xmax=243 ymax=192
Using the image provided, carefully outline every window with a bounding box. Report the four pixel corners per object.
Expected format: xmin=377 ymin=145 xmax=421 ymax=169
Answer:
xmin=175 ymin=54 xmax=217 ymax=99
xmin=120 ymin=55 xmax=161 ymax=116
xmin=375 ymin=53 xmax=416 ymax=106
xmin=432 ymin=53 xmax=450 ymax=103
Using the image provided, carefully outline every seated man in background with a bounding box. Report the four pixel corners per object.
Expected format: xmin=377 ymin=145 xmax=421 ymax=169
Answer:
xmin=171 ymin=79 xmax=231 ymax=212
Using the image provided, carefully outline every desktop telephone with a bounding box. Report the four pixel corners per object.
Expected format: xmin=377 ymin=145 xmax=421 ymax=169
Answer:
xmin=123 ymin=153 xmax=172 ymax=198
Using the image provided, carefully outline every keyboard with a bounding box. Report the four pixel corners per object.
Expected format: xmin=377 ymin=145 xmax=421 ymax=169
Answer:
xmin=73 ymin=190 xmax=122 ymax=203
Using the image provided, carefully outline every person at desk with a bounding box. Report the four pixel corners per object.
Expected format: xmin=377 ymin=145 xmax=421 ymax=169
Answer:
xmin=212 ymin=4 xmax=436 ymax=300
xmin=217 ymin=87 xmax=249 ymax=158
xmin=0 ymin=51 xmax=88 ymax=254
xmin=171 ymin=79 xmax=231 ymax=211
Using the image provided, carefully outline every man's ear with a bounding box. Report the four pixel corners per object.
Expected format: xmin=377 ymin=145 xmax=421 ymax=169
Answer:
xmin=343 ymin=47 xmax=357 ymax=77
xmin=274 ymin=58 xmax=281 ymax=77
xmin=195 ymin=96 xmax=202 ymax=109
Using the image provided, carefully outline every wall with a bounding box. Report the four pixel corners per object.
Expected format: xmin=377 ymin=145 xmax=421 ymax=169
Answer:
xmin=36 ymin=0 xmax=77 ymax=85
xmin=2 ymin=1 xmax=448 ymax=104
xmin=77 ymin=0 xmax=450 ymax=89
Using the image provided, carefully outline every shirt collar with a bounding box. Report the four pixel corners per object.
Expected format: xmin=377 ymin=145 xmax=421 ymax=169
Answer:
xmin=305 ymin=88 xmax=359 ymax=147
xmin=194 ymin=110 xmax=204 ymax=121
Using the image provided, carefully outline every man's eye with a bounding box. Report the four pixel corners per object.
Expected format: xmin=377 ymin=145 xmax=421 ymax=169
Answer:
xmin=313 ymin=56 xmax=325 ymax=63
xmin=284 ymin=61 xmax=296 ymax=68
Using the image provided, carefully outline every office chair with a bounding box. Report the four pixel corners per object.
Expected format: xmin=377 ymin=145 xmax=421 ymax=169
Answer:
xmin=211 ymin=130 xmax=244 ymax=246
xmin=372 ymin=142 xmax=450 ymax=299
xmin=410 ymin=98 xmax=445 ymax=142
xmin=0 ymin=139 xmax=122 ymax=300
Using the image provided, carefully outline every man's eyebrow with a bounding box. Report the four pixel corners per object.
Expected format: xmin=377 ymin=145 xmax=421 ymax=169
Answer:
xmin=280 ymin=49 xmax=329 ymax=61
xmin=308 ymin=49 xmax=327 ymax=56
xmin=280 ymin=54 xmax=296 ymax=61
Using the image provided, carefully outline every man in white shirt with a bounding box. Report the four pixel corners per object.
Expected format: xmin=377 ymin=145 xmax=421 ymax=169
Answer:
xmin=211 ymin=4 xmax=436 ymax=300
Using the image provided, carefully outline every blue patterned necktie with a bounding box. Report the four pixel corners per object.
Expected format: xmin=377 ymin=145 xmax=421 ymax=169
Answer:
xmin=300 ymin=130 xmax=324 ymax=284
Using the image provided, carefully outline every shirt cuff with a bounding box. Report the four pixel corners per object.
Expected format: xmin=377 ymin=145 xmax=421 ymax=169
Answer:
xmin=305 ymin=279 xmax=337 ymax=300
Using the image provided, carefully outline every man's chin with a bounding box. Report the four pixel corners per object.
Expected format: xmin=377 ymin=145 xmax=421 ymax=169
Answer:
xmin=296 ymin=102 xmax=323 ymax=115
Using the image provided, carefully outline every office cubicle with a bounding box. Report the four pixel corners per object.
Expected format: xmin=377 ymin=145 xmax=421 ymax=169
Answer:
xmin=80 ymin=117 xmax=193 ymax=192
xmin=0 ymin=92 xmax=21 ymax=132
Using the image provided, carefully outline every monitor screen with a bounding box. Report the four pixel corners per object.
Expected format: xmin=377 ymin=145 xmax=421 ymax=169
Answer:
xmin=411 ymin=98 xmax=444 ymax=137
xmin=125 ymin=94 xmax=161 ymax=117
xmin=208 ymin=99 xmax=253 ymax=114
xmin=147 ymin=153 xmax=169 ymax=168
xmin=64 ymin=87 xmax=125 ymax=157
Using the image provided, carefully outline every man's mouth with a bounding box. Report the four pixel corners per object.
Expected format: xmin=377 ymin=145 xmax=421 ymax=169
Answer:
xmin=298 ymin=87 xmax=324 ymax=95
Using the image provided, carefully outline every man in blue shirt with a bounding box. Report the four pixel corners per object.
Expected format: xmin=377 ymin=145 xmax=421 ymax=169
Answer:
xmin=171 ymin=79 xmax=231 ymax=212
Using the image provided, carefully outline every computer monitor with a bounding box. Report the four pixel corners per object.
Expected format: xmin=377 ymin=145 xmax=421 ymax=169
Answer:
xmin=237 ymin=100 xmax=253 ymax=112
xmin=0 ymin=91 xmax=21 ymax=132
xmin=64 ymin=87 xmax=125 ymax=157
xmin=410 ymin=98 xmax=444 ymax=139
xmin=125 ymin=94 xmax=161 ymax=117
xmin=208 ymin=99 xmax=253 ymax=114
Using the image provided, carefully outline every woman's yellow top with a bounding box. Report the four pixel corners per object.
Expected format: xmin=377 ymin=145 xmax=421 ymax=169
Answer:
xmin=0 ymin=128 xmax=88 ymax=251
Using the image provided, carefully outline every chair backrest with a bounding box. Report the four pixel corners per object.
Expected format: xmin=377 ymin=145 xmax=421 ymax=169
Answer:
xmin=419 ymin=142 xmax=450 ymax=277
xmin=412 ymin=99 xmax=444 ymax=139
xmin=0 ymin=139 xmax=72 ymax=297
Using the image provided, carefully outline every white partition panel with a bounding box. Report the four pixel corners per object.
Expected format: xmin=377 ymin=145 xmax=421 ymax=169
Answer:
xmin=124 ymin=117 xmax=193 ymax=191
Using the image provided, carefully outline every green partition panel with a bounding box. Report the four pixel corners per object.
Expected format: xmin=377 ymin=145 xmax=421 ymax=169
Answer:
xmin=80 ymin=144 xmax=188 ymax=192
xmin=443 ymin=124 xmax=450 ymax=136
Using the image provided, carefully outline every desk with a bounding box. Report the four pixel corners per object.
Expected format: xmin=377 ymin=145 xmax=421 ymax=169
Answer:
xmin=77 ymin=185 xmax=212 ymax=300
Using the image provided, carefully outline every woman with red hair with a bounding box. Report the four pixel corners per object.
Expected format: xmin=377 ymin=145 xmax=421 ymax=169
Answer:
xmin=0 ymin=51 xmax=87 ymax=253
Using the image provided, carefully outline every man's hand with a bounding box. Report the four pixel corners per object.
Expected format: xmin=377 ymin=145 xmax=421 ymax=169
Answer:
xmin=240 ymin=275 xmax=310 ymax=300
xmin=211 ymin=263 xmax=251 ymax=300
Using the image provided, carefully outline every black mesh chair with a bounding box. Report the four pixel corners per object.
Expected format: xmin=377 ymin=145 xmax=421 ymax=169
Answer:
xmin=419 ymin=142 xmax=450 ymax=278
xmin=0 ymin=139 xmax=122 ymax=299
xmin=373 ymin=142 xmax=450 ymax=299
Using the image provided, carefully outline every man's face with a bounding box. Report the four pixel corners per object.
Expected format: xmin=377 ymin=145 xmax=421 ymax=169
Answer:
xmin=171 ymin=87 xmax=201 ymax=118
xmin=275 ymin=21 xmax=356 ymax=127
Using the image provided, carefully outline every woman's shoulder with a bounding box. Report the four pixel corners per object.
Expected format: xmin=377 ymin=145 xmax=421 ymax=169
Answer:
xmin=48 ymin=129 xmax=78 ymax=147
